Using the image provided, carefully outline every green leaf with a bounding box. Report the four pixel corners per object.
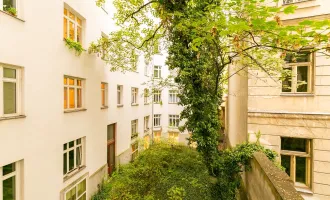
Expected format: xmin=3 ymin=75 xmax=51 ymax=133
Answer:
xmin=283 ymin=5 xmax=297 ymax=14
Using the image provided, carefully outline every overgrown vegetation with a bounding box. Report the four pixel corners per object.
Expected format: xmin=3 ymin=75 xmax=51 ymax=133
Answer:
xmin=4 ymin=7 xmax=17 ymax=16
xmin=64 ymin=38 xmax=85 ymax=56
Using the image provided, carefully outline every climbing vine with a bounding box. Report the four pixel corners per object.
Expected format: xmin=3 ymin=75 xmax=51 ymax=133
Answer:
xmin=64 ymin=38 xmax=85 ymax=56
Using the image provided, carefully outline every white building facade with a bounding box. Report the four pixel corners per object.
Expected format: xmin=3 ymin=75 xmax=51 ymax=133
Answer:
xmin=0 ymin=0 xmax=185 ymax=200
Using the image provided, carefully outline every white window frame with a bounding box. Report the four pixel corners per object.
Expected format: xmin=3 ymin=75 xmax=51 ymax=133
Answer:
xmin=283 ymin=0 xmax=311 ymax=5
xmin=64 ymin=177 xmax=87 ymax=200
xmin=131 ymin=87 xmax=138 ymax=105
xmin=144 ymin=62 xmax=150 ymax=76
xmin=64 ymin=76 xmax=84 ymax=111
xmin=153 ymin=90 xmax=161 ymax=103
xmin=144 ymin=88 xmax=149 ymax=104
xmin=153 ymin=65 xmax=161 ymax=79
xmin=144 ymin=116 xmax=150 ymax=132
xmin=101 ymin=82 xmax=108 ymax=107
xmin=0 ymin=65 xmax=22 ymax=118
xmin=0 ymin=161 xmax=22 ymax=200
xmin=169 ymin=114 xmax=180 ymax=127
xmin=63 ymin=138 xmax=85 ymax=177
xmin=64 ymin=6 xmax=83 ymax=43
xmin=154 ymin=114 xmax=161 ymax=127
xmin=131 ymin=119 xmax=138 ymax=139
xmin=169 ymin=90 xmax=179 ymax=103
xmin=0 ymin=0 xmax=17 ymax=13
xmin=117 ymin=85 xmax=123 ymax=105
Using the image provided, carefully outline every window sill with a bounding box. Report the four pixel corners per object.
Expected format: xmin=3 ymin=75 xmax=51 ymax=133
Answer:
xmin=144 ymin=103 xmax=150 ymax=105
xmin=280 ymin=93 xmax=314 ymax=97
xmin=0 ymin=10 xmax=25 ymax=22
xmin=101 ymin=106 xmax=108 ymax=110
xmin=131 ymin=103 xmax=139 ymax=106
xmin=282 ymin=0 xmax=315 ymax=6
xmin=64 ymin=108 xmax=87 ymax=113
xmin=117 ymin=104 xmax=124 ymax=108
xmin=63 ymin=166 xmax=86 ymax=182
xmin=0 ymin=115 xmax=26 ymax=121
xmin=295 ymin=185 xmax=313 ymax=195
xmin=169 ymin=102 xmax=179 ymax=104
xmin=131 ymin=135 xmax=138 ymax=140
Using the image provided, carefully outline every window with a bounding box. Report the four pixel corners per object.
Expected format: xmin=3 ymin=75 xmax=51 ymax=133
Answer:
xmin=144 ymin=88 xmax=149 ymax=104
xmin=0 ymin=65 xmax=21 ymax=117
xmin=1 ymin=0 xmax=16 ymax=13
xmin=63 ymin=7 xmax=83 ymax=43
xmin=153 ymin=90 xmax=161 ymax=104
xmin=144 ymin=116 xmax=150 ymax=132
xmin=282 ymin=52 xmax=313 ymax=93
xmin=169 ymin=115 xmax=180 ymax=127
xmin=153 ymin=65 xmax=161 ymax=78
xmin=154 ymin=114 xmax=161 ymax=127
xmin=131 ymin=119 xmax=138 ymax=139
xmin=117 ymin=85 xmax=123 ymax=105
xmin=65 ymin=178 xmax=86 ymax=200
xmin=64 ymin=76 xmax=84 ymax=110
xmin=153 ymin=131 xmax=161 ymax=142
xmin=101 ymin=82 xmax=108 ymax=107
xmin=169 ymin=132 xmax=179 ymax=142
xmin=281 ymin=137 xmax=311 ymax=188
xmin=283 ymin=0 xmax=309 ymax=5
xmin=169 ymin=90 xmax=179 ymax=103
xmin=131 ymin=142 xmax=138 ymax=161
xmin=144 ymin=135 xmax=150 ymax=149
xmin=144 ymin=61 xmax=149 ymax=76
xmin=131 ymin=87 xmax=138 ymax=105
xmin=63 ymin=138 xmax=84 ymax=176
xmin=0 ymin=161 xmax=22 ymax=200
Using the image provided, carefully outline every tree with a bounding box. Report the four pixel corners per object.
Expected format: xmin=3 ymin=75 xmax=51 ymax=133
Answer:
xmin=89 ymin=0 xmax=330 ymax=169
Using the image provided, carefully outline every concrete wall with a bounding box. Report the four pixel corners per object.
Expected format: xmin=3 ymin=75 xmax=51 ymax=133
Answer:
xmin=245 ymin=152 xmax=303 ymax=200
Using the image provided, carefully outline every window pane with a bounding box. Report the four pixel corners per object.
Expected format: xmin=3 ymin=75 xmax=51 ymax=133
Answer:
xmin=3 ymin=0 xmax=15 ymax=10
xmin=64 ymin=8 xmax=67 ymax=16
xmin=69 ymin=88 xmax=75 ymax=108
xmin=297 ymin=66 xmax=308 ymax=92
xmin=64 ymin=77 xmax=67 ymax=85
xmin=76 ymin=139 xmax=81 ymax=145
xmin=69 ymin=150 xmax=75 ymax=171
xmin=101 ymin=83 xmax=105 ymax=89
xmin=77 ymin=179 xmax=86 ymax=196
xmin=63 ymin=18 xmax=68 ymax=39
xmin=296 ymin=157 xmax=307 ymax=184
xmin=69 ymin=141 xmax=74 ymax=148
xmin=281 ymin=155 xmax=291 ymax=177
xmin=77 ymin=88 xmax=82 ymax=108
xmin=66 ymin=187 xmax=76 ymax=200
xmin=102 ymin=90 xmax=105 ymax=106
xmin=78 ymin=194 xmax=86 ymax=200
xmin=77 ymin=18 xmax=82 ymax=26
xmin=3 ymin=163 xmax=15 ymax=176
xmin=63 ymin=153 xmax=67 ymax=174
xmin=281 ymin=137 xmax=307 ymax=152
xmin=77 ymin=27 xmax=82 ymax=43
xmin=3 ymin=82 xmax=16 ymax=114
xmin=3 ymin=176 xmax=15 ymax=200
xmin=69 ymin=78 xmax=74 ymax=85
xmin=3 ymin=68 xmax=16 ymax=79
xmin=64 ymin=87 xmax=67 ymax=109
xmin=282 ymin=67 xmax=292 ymax=92
xmin=69 ymin=21 xmax=75 ymax=40
xmin=76 ymin=146 xmax=81 ymax=166
xmin=69 ymin=12 xmax=75 ymax=20
xmin=285 ymin=52 xmax=310 ymax=63
xmin=77 ymin=80 xmax=81 ymax=86
xmin=64 ymin=143 xmax=67 ymax=150
xmin=107 ymin=125 xmax=114 ymax=140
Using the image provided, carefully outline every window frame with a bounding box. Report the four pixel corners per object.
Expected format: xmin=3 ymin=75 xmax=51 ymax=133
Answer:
xmin=0 ymin=65 xmax=22 ymax=118
xmin=64 ymin=76 xmax=84 ymax=111
xmin=282 ymin=52 xmax=314 ymax=94
xmin=1 ymin=0 xmax=17 ymax=13
xmin=153 ymin=65 xmax=161 ymax=79
xmin=131 ymin=87 xmax=138 ymax=105
xmin=153 ymin=89 xmax=161 ymax=104
xmin=154 ymin=114 xmax=161 ymax=127
xmin=144 ymin=88 xmax=149 ymax=104
xmin=144 ymin=116 xmax=150 ymax=132
xmin=131 ymin=142 xmax=139 ymax=161
xmin=169 ymin=90 xmax=179 ymax=104
xmin=63 ymin=138 xmax=85 ymax=178
xmin=131 ymin=119 xmax=138 ymax=139
xmin=117 ymin=85 xmax=123 ymax=106
xmin=280 ymin=137 xmax=312 ymax=189
xmin=168 ymin=132 xmax=179 ymax=142
xmin=64 ymin=177 xmax=87 ymax=200
xmin=169 ymin=114 xmax=180 ymax=128
xmin=63 ymin=6 xmax=83 ymax=43
xmin=101 ymin=82 xmax=108 ymax=108
xmin=0 ymin=161 xmax=22 ymax=200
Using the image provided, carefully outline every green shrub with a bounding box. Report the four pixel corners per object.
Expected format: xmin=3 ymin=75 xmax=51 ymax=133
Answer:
xmin=92 ymin=141 xmax=213 ymax=200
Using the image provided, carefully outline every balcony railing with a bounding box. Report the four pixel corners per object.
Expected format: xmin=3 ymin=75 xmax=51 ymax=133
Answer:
xmin=283 ymin=0 xmax=311 ymax=5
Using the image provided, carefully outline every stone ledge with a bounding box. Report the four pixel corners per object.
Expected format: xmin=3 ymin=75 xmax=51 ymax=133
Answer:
xmin=248 ymin=111 xmax=330 ymax=120
xmin=0 ymin=10 xmax=25 ymax=22
xmin=64 ymin=108 xmax=87 ymax=113
xmin=0 ymin=115 xmax=26 ymax=121
xmin=63 ymin=165 xmax=87 ymax=182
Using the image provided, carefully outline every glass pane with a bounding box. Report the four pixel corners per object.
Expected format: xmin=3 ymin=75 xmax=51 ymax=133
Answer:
xmin=69 ymin=141 xmax=74 ymax=148
xmin=64 ymin=77 xmax=67 ymax=85
xmin=282 ymin=67 xmax=292 ymax=92
xmin=63 ymin=18 xmax=68 ymax=39
xmin=76 ymin=139 xmax=81 ymax=145
xmin=63 ymin=153 xmax=67 ymax=174
xmin=64 ymin=8 xmax=67 ymax=16
xmin=64 ymin=87 xmax=67 ymax=109
xmin=3 ymin=0 xmax=15 ymax=10
xmin=3 ymin=163 xmax=15 ymax=176
xmin=66 ymin=187 xmax=76 ymax=200
xmin=3 ymin=68 xmax=16 ymax=79
xmin=107 ymin=124 xmax=114 ymax=140
xmin=3 ymin=82 xmax=16 ymax=114
xmin=297 ymin=66 xmax=308 ymax=92
xmin=101 ymin=83 xmax=105 ymax=89
xmin=77 ymin=80 xmax=81 ymax=86
xmin=3 ymin=176 xmax=15 ymax=200
xmin=285 ymin=52 xmax=310 ymax=63
xmin=77 ymin=88 xmax=82 ymax=108
xmin=69 ymin=150 xmax=74 ymax=171
xmin=77 ymin=179 xmax=86 ymax=196
xmin=77 ymin=27 xmax=82 ymax=43
xmin=281 ymin=155 xmax=291 ymax=177
xmin=76 ymin=146 xmax=81 ymax=166
xmin=296 ymin=157 xmax=307 ymax=184
xmin=69 ymin=12 xmax=75 ymax=20
xmin=63 ymin=143 xmax=67 ymax=150
xmin=69 ymin=78 xmax=74 ymax=85
xmin=281 ymin=137 xmax=307 ymax=152
xmin=77 ymin=18 xmax=82 ymax=26
xmin=69 ymin=21 xmax=75 ymax=40
xmin=78 ymin=194 xmax=86 ymax=200
xmin=110 ymin=144 xmax=115 ymax=165
xmin=69 ymin=88 xmax=75 ymax=108
xmin=102 ymin=90 xmax=105 ymax=106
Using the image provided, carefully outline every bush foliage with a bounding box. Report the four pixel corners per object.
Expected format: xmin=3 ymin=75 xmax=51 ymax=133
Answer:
xmin=92 ymin=142 xmax=214 ymax=200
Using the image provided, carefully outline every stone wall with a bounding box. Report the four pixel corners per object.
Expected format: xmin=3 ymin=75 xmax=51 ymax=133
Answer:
xmin=245 ymin=152 xmax=303 ymax=200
